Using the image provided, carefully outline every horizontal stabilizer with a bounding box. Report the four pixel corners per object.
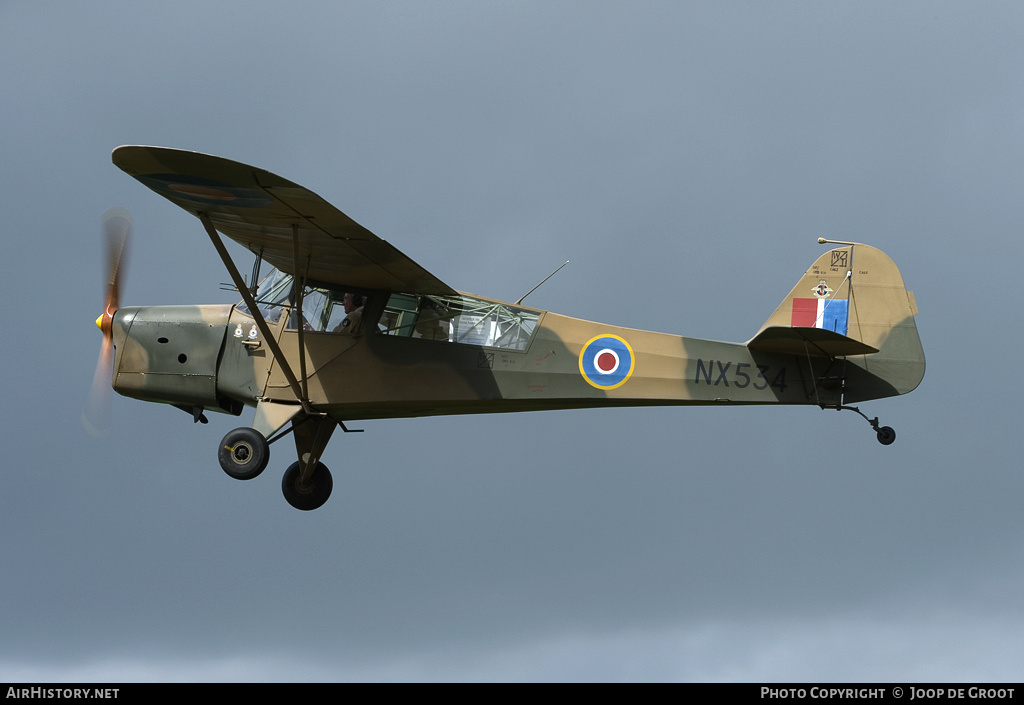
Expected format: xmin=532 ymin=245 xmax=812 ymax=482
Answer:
xmin=747 ymin=326 xmax=879 ymax=357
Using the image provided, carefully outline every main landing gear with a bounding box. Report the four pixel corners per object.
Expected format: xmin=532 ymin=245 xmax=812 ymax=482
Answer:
xmin=218 ymin=418 xmax=337 ymax=510
xmin=218 ymin=427 xmax=270 ymax=480
xmin=281 ymin=461 xmax=333 ymax=511
xmin=834 ymin=405 xmax=897 ymax=445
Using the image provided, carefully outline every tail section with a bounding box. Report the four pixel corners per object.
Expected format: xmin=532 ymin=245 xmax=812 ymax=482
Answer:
xmin=748 ymin=242 xmax=924 ymax=403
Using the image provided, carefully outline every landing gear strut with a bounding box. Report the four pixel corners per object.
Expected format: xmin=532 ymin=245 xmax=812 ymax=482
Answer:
xmin=836 ymin=405 xmax=896 ymax=445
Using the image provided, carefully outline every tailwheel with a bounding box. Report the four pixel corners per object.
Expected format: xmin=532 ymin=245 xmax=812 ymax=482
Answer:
xmin=875 ymin=426 xmax=896 ymax=446
xmin=218 ymin=427 xmax=270 ymax=480
xmin=282 ymin=461 xmax=333 ymax=511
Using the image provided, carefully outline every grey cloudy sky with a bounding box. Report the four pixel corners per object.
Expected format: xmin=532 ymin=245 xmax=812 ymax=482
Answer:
xmin=2 ymin=1 xmax=1022 ymax=682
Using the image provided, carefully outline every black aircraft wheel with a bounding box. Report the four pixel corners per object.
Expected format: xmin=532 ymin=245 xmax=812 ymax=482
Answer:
xmin=282 ymin=461 xmax=333 ymax=511
xmin=218 ymin=427 xmax=270 ymax=481
xmin=876 ymin=426 xmax=896 ymax=446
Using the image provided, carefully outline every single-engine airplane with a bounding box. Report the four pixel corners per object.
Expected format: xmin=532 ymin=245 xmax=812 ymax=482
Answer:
xmin=91 ymin=146 xmax=925 ymax=510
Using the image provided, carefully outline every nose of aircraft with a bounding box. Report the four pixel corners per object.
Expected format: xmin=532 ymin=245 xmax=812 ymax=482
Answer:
xmin=106 ymin=304 xmax=236 ymax=414
xmin=83 ymin=209 xmax=131 ymax=435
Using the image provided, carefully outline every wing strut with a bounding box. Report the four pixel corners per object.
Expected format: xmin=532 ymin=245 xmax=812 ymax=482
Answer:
xmin=198 ymin=213 xmax=317 ymax=415
xmin=292 ymin=224 xmax=311 ymax=404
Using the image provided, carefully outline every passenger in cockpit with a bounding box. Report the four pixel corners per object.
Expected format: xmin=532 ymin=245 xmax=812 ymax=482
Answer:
xmin=414 ymin=299 xmax=449 ymax=340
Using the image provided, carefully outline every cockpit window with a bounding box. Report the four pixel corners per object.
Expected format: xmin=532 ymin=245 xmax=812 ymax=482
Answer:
xmin=237 ymin=269 xmax=293 ymax=323
xmin=237 ymin=271 xmax=364 ymax=333
xmin=380 ymin=293 xmax=540 ymax=350
xmin=237 ymin=271 xmax=538 ymax=347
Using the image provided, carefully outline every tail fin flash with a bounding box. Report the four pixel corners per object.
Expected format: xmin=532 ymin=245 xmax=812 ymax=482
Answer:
xmin=749 ymin=243 xmax=924 ymax=402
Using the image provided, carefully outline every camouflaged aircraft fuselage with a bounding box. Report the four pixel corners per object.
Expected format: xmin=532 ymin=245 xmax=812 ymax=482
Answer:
xmin=103 ymin=145 xmax=924 ymax=510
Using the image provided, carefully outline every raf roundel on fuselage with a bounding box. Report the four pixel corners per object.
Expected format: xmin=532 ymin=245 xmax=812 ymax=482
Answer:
xmin=578 ymin=334 xmax=635 ymax=390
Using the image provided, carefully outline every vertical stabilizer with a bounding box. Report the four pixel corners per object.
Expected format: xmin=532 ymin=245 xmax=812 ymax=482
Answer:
xmin=753 ymin=243 xmax=924 ymax=402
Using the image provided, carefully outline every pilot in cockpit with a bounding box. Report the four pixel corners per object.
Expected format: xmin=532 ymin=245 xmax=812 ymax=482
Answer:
xmin=333 ymin=293 xmax=364 ymax=335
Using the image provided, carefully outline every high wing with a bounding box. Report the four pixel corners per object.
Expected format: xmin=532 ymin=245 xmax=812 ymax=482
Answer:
xmin=112 ymin=146 xmax=456 ymax=295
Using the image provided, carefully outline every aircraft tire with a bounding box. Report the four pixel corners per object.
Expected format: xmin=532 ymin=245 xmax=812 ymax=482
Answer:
xmin=282 ymin=461 xmax=333 ymax=511
xmin=218 ymin=427 xmax=270 ymax=480
xmin=876 ymin=426 xmax=896 ymax=445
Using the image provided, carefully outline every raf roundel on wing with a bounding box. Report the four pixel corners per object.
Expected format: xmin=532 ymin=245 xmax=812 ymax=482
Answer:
xmin=579 ymin=334 xmax=635 ymax=390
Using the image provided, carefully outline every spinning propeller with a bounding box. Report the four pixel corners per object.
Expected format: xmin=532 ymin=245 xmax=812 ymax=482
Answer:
xmin=83 ymin=207 xmax=131 ymax=436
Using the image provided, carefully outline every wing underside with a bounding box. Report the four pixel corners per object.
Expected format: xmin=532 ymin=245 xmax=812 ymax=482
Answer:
xmin=112 ymin=145 xmax=456 ymax=295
